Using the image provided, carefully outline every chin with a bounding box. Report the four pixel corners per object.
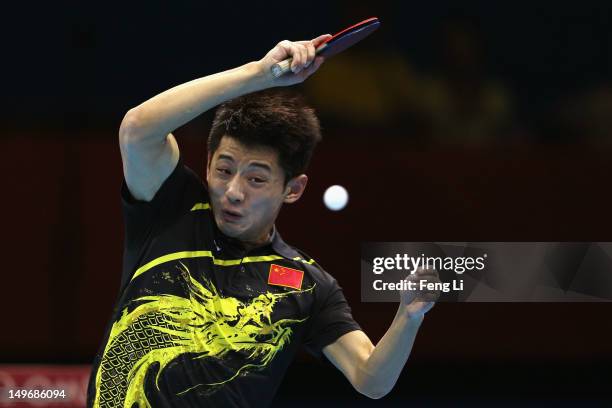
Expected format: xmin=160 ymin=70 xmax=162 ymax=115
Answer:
xmin=217 ymin=219 xmax=245 ymax=239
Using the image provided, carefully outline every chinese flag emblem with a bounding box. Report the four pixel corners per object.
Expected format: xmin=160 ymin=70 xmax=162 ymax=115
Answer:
xmin=268 ymin=264 xmax=304 ymax=290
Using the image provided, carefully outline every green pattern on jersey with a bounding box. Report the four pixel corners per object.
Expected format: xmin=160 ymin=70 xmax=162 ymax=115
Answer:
xmin=94 ymin=261 xmax=312 ymax=408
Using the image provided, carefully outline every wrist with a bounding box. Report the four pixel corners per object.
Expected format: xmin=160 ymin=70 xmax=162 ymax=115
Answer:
xmin=397 ymin=306 xmax=425 ymax=326
xmin=245 ymin=60 xmax=274 ymax=91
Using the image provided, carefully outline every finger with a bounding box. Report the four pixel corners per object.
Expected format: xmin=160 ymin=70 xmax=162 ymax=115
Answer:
xmin=416 ymin=267 xmax=439 ymax=277
xmin=305 ymin=40 xmax=316 ymax=68
xmin=300 ymin=56 xmax=325 ymax=78
xmin=294 ymin=44 xmax=308 ymax=73
xmin=418 ymin=276 xmax=442 ymax=287
xmin=276 ymin=40 xmax=292 ymax=56
xmin=416 ymin=290 xmax=441 ymax=302
xmin=416 ymin=271 xmax=439 ymax=280
xmin=288 ymin=43 xmax=304 ymax=73
xmin=277 ymin=40 xmax=306 ymax=71
xmin=295 ymin=40 xmax=316 ymax=68
xmin=406 ymin=270 xmax=438 ymax=280
xmin=276 ymin=40 xmax=298 ymax=65
xmin=312 ymin=33 xmax=332 ymax=48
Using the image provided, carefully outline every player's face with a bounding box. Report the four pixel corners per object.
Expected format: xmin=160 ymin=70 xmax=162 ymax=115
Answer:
xmin=206 ymin=137 xmax=293 ymax=246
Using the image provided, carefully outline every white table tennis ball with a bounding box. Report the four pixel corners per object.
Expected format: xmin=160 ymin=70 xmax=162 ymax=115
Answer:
xmin=323 ymin=185 xmax=349 ymax=211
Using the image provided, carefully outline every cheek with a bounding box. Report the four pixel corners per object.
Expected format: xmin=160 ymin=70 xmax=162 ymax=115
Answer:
xmin=250 ymin=194 xmax=284 ymax=216
xmin=207 ymin=180 xmax=224 ymax=200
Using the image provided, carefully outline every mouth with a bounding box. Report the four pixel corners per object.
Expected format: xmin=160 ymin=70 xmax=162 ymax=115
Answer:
xmin=221 ymin=208 xmax=244 ymax=223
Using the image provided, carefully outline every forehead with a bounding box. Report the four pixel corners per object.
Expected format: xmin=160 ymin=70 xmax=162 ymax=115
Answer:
xmin=214 ymin=136 xmax=280 ymax=168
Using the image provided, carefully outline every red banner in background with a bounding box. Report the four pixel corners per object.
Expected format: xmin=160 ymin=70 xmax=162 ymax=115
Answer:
xmin=0 ymin=366 xmax=90 ymax=408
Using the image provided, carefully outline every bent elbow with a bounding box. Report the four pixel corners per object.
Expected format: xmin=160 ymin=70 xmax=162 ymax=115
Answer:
xmin=354 ymin=376 xmax=391 ymax=400
xmin=119 ymin=108 xmax=144 ymax=142
xmin=359 ymin=387 xmax=390 ymax=400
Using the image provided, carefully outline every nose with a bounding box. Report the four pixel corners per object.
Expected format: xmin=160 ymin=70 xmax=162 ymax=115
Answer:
xmin=225 ymin=175 xmax=245 ymax=203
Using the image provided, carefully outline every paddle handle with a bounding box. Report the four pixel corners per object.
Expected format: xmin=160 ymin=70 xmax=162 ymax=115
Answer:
xmin=271 ymin=59 xmax=293 ymax=77
xmin=270 ymin=44 xmax=327 ymax=78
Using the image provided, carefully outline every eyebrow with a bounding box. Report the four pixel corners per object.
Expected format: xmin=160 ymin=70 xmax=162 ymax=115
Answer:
xmin=217 ymin=154 xmax=272 ymax=172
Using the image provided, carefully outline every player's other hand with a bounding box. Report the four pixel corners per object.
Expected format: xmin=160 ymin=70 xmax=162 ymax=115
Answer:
xmin=258 ymin=34 xmax=332 ymax=86
xmin=399 ymin=267 xmax=441 ymax=318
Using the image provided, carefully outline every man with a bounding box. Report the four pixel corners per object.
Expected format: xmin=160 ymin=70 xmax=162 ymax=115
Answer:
xmin=88 ymin=34 xmax=438 ymax=407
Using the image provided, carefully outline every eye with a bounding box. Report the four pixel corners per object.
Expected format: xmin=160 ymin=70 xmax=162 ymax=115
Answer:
xmin=248 ymin=177 xmax=267 ymax=184
xmin=216 ymin=168 xmax=231 ymax=175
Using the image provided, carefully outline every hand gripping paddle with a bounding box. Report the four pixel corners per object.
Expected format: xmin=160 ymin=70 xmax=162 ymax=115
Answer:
xmin=271 ymin=17 xmax=381 ymax=78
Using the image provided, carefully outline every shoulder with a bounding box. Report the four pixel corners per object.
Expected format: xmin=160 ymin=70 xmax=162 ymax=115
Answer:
xmin=121 ymin=159 xmax=210 ymax=225
xmin=167 ymin=161 xmax=212 ymax=217
xmin=289 ymin=246 xmax=340 ymax=295
xmin=176 ymin=160 xmax=208 ymax=196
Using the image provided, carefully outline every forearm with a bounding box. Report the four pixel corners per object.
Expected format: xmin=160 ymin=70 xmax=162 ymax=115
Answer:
xmin=357 ymin=307 xmax=424 ymax=398
xmin=122 ymin=61 xmax=269 ymax=141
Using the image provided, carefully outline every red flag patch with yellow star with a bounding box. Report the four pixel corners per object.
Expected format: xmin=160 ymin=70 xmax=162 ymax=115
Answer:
xmin=268 ymin=264 xmax=304 ymax=290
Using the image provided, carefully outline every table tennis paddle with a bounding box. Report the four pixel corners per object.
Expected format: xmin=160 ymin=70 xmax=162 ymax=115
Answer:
xmin=271 ymin=17 xmax=381 ymax=78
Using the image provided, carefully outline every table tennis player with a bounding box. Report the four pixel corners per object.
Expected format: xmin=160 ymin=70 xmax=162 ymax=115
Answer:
xmin=87 ymin=32 xmax=439 ymax=407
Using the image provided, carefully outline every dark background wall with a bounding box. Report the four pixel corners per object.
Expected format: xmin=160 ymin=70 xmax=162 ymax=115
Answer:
xmin=2 ymin=1 xmax=611 ymax=404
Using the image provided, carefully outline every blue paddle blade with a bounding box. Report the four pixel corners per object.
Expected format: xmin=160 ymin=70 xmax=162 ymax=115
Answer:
xmin=270 ymin=17 xmax=381 ymax=77
xmin=317 ymin=17 xmax=381 ymax=58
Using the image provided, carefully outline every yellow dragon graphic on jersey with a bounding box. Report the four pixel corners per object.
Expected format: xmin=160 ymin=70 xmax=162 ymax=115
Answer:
xmin=93 ymin=261 xmax=311 ymax=408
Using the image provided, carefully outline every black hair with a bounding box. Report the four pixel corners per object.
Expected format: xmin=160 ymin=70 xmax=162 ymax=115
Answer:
xmin=208 ymin=89 xmax=322 ymax=183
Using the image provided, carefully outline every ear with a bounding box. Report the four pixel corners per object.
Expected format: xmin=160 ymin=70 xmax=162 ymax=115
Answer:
xmin=283 ymin=174 xmax=308 ymax=204
xmin=205 ymin=152 xmax=212 ymax=182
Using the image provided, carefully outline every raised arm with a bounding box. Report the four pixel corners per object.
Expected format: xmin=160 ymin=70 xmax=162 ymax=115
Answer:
xmin=323 ymin=268 xmax=439 ymax=399
xmin=119 ymin=34 xmax=331 ymax=201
